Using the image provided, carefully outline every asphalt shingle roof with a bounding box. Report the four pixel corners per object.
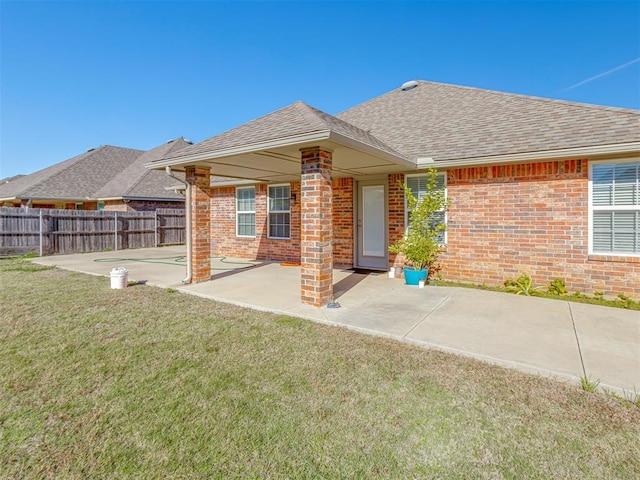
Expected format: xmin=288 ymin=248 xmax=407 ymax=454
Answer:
xmin=0 ymin=139 xmax=191 ymax=202
xmin=336 ymin=80 xmax=640 ymax=161
xmin=94 ymin=139 xmax=190 ymax=199
xmin=164 ymin=101 xmax=404 ymax=162
xmin=0 ymin=146 xmax=143 ymax=200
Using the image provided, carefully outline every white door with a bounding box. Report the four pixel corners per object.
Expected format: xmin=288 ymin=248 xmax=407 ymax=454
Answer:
xmin=356 ymin=181 xmax=388 ymax=270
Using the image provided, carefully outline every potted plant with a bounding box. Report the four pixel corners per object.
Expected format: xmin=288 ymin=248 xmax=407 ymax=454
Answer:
xmin=389 ymin=167 xmax=448 ymax=285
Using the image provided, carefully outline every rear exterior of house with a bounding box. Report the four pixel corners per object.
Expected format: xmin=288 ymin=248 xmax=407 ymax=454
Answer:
xmin=149 ymin=81 xmax=640 ymax=305
xmin=207 ymin=157 xmax=639 ymax=299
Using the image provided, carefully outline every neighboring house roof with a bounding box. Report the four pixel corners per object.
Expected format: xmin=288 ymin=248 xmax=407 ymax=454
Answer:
xmin=336 ymin=80 xmax=640 ymax=162
xmin=0 ymin=139 xmax=191 ymax=203
xmin=0 ymin=146 xmax=143 ymax=201
xmin=1 ymin=174 xmax=25 ymax=184
xmin=161 ymin=101 xmax=406 ymax=164
xmin=94 ymin=138 xmax=191 ymax=200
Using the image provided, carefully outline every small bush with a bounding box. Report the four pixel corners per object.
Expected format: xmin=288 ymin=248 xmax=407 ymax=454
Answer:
xmin=504 ymin=272 xmax=539 ymax=296
xmin=548 ymin=279 xmax=567 ymax=296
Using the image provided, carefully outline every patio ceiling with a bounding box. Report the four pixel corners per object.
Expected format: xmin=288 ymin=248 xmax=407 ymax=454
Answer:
xmin=149 ymin=136 xmax=417 ymax=183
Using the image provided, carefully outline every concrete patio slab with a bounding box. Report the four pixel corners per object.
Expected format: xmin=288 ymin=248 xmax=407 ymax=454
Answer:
xmin=570 ymin=302 xmax=640 ymax=393
xmin=31 ymin=247 xmax=639 ymax=394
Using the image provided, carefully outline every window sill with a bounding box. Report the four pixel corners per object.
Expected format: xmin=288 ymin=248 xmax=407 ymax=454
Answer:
xmin=588 ymin=254 xmax=640 ymax=264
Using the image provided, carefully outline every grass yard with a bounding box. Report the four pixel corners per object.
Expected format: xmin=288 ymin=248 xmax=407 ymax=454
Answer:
xmin=1 ymin=258 xmax=639 ymax=479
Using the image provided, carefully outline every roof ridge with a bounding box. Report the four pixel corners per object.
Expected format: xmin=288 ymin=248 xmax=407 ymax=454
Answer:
xmin=120 ymin=140 xmax=189 ymax=196
xmin=26 ymin=145 xmax=143 ymax=198
xmin=293 ymin=101 xmax=332 ymax=131
xmin=21 ymin=147 xmax=102 ymax=196
xmin=295 ymin=101 xmax=408 ymax=159
xmin=416 ymin=80 xmax=640 ymax=115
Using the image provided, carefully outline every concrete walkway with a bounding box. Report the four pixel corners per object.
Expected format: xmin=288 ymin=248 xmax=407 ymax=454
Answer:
xmin=33 ymin=246 xmax=640 ymax=395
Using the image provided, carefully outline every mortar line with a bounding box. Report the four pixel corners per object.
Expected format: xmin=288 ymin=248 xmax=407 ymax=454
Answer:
xmin=568 ymin=301 xmax=588 ymax=378
xmin=403 ymin=293 xmax=453 ymax=339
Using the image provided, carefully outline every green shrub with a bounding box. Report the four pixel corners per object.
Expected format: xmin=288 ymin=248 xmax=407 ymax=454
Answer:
xmin=548 ymin=279 xmax=567 ymax=296
xmin=504 ymin=272 xmax=539 ymax=296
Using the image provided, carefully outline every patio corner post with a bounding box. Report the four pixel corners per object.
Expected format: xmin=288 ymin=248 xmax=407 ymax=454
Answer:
xmin=185 ymin=165 xmax=211 ymax=283
xmin=300 ymin=147 xmax=333 ymax=307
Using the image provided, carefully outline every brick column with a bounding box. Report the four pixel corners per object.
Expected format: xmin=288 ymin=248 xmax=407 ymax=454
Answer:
xmin=185 ymin=166 xmax=211 ymax=283
xmin=300 ymin=147 xmax=333 ymax=307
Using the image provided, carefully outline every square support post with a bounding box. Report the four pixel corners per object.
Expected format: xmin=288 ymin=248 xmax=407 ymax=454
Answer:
xmin=186 ymin=165 xmax=211 ymax=283
xmin=300 ymin=147 xmax=333 ymax=307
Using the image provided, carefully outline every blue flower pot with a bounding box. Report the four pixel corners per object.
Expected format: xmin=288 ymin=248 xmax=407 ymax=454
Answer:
xmin=403 ymin=266 xmax=428 ymax=286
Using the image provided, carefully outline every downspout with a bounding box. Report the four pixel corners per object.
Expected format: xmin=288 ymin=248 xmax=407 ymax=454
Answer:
xmin=165 ymin=166 xmax=192 ymax=283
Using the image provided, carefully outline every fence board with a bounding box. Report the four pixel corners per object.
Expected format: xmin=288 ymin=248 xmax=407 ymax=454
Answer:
xmin=0 ymin=207 xmax=185 ymax=256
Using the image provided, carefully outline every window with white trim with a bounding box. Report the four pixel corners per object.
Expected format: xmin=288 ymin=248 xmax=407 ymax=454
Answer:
xmin=236 ymin=187 xmax=255 ymax=237
xmin=268 ymin=184 xmax=290 ymax=239
xmin=590 ymin=160 xmax=639 ymax=255
xmin=405 ymin=173 xmax=447 ymax=244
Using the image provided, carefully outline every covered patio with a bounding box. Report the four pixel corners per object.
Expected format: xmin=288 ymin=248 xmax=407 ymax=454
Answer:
xmin=147 ymin=102 xmax=426 ymax=307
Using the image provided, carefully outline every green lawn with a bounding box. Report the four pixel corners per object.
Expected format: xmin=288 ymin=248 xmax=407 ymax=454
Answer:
xmin=1 ymin=258 xmax=639 ymax=479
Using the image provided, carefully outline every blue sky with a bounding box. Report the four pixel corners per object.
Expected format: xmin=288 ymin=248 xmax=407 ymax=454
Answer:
xmin=1 ymin=0 xmax=639 ymax=178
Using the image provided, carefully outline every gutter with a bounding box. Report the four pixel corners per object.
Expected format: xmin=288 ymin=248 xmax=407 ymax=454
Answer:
xmin=418 ymin=142 xmax=640 ymax=169
xmin=165 ymin=166 xmax=192 ymax=284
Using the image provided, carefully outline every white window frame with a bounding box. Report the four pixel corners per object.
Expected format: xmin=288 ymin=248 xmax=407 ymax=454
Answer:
xmin=236 ymin=186 xmax=256 ymax=238
xmin=588 ymin=158 xmax=640 ymax=257
xmin=404 ymin=172 xmax=447 ymax=245
xmin=267 ymin=183 xmax=291 ymax=240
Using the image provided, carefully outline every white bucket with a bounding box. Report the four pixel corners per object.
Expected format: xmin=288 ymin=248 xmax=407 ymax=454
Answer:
xmin=388 ymin=267 xmax=395 ymax=279
xmin=110 ymin=267 xmax=129 ymax=289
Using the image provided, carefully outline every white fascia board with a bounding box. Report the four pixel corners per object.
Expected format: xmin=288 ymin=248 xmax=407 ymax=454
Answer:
xmin=122 ymin=196 xmax=184 ymax=202
xmin=425 ymin=142 xmax=640 ymax=169
xmin=145 ymin=131 xmax=332 ymax=170
xmin=0 ymin=196 xmax=17 ymax=201
xmin=328 ymin=131 xmax=416 ymax=169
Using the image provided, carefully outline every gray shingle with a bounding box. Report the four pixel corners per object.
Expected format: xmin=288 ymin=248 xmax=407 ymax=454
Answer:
xmin=0 ymin=146 xmax=143 ymax=200
xmin=95 ymin=139 xmax=191 ymax=199
xmin=163 ymin=101 xmax=404 ymax=163
xmin=336 ymin=80 xmax=640 ymax=161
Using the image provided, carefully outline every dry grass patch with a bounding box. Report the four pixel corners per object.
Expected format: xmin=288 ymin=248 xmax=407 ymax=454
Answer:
xmin=1 ymin=257 xmax=639 ymax=479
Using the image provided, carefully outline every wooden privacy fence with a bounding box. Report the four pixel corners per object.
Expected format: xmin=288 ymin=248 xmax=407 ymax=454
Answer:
xmin=0 ymin=207 xmax=185 ymax=256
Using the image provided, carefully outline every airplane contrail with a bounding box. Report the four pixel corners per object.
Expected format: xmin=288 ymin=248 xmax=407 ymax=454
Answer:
xmin=560 ymin=57 xmax=640 ymax=92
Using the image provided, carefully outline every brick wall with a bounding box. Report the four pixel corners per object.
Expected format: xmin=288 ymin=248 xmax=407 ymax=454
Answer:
xmin=210 ymin=179 xmax=354 ymax=268
xmin=388 ymin=173 xmax=406 ymax=270
xmin=332 ymin=178 xmax=354 ymax=268
xmin=441 ymin=159 xmax=640 ymax=298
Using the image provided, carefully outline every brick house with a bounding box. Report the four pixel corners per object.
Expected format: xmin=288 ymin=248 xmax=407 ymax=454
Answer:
xmin=0 ymin=138 xmax=191 ymax=211
xmin=149 ymin=80 xmax=640 ymax=306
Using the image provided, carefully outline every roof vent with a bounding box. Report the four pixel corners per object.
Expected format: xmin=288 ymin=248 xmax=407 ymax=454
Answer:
xmin=400 ymin=80 xmax=419 ymax=91
xmin=167 ymin=139 xmax=175 ymax=144
xmin=184 ymin=138 xmax=193 ymax=144
xmin=86 ymin=147 xmax=96 ymax=152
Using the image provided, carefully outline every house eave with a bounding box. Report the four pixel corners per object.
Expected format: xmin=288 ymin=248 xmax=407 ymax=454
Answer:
xmin=428 ymin=142 xmax=640 ymax=169
xmin=145 ymin=131 xmax=333 ymax=170
xmin=145 ymin=130 xmax=416 ymax=172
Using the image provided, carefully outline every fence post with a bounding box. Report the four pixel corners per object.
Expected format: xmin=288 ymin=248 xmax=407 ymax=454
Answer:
xmin=154 ymin=210 xmax=158 ymax=248
xmin=114 ymin=212 xmax=118 ymax=251
xmin=39 ymin=209 xmax=43 ymax=257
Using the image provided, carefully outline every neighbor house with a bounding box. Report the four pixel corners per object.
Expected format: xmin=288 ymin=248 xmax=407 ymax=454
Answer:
xmin=0 ymin=138 xmax=191 ymax=210
xmin=148 ymin=80 xmax=640 ymax=305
